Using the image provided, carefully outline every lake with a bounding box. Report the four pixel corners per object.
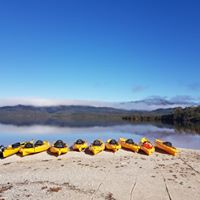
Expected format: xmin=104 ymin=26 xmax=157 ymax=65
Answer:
xmin=0 ymin=123 xmax=200 ymax=149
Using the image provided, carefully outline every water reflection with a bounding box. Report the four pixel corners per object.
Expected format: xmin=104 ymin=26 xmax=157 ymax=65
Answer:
xmin=0 ymin=123 xmax=200 ymax=149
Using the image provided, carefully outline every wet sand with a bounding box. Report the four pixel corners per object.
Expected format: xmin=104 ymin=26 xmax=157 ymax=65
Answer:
xmin=0 ymin=148 xmax=200 ymax=200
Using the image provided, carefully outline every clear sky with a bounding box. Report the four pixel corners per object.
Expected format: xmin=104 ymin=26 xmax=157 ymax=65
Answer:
xmin=0 ymin=0 xmax=200 ymax=102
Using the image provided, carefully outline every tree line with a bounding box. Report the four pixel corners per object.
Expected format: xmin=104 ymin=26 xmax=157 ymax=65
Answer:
xmin=122 ymin=106 xmax=200 ymax=133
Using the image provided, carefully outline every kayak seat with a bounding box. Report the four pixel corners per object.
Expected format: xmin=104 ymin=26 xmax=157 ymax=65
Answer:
xmin=163 ymin=141 xmax=172 ymax=147
xmin=93 ymin=140 xmax=102 ymax=146
xmin=12 ymin=142 xmax=21 ymax=148
xmin=55 ymin=140 xmax=64 ymax=144
xmin=126 ymin=139 xmax=135 ymax=145
xmin=0 ymin=145 xmax=5 ymax=153
xmin=109 ymin=139 xmax=118 ymax=145
xmin=25 ymin=142 xmax=34 ymax=148
xmin=34 ymin=140 xmax=44 ymax=147
xmin=54 ymin=140 xmax=65 ymax=148
xmin=75 ymin=139 xmax=85 ymax=145
xmin=54 ymin=142 xmax=65 ymax=148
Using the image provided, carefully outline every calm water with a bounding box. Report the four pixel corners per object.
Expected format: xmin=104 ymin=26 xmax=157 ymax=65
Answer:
xmin=0 ymin=123 xmax=200 ymax=149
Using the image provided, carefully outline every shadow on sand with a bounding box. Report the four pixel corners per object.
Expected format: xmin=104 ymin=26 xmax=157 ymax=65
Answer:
xmin=155 ymin=147 xmax=170 ymax=155
xmin=84 ymin=147 xmax=94 ymax=156
xmin=137 ymin=149 xmax=149 ymax=156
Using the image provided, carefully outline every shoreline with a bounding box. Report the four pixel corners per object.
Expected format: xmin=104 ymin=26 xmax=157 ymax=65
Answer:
xmin=0 ymin=148 xmax=200 ymax=200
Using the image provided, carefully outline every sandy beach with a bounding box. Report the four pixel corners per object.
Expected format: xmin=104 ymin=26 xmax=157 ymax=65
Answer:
xmin=0 ymin=148 xmax=200 ymax=200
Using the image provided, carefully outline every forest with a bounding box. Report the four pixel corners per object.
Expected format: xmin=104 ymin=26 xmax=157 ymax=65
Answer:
xmin=122 ymin=106 xmax=200 ymax=133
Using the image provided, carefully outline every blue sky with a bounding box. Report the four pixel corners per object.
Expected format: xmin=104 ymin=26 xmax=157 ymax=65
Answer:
xmin=0 ymin=0 xmax=200 ymax=103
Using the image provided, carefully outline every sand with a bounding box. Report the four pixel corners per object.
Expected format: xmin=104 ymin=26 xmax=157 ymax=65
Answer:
xmin=0 ymin=148 xmax=200 ymax=200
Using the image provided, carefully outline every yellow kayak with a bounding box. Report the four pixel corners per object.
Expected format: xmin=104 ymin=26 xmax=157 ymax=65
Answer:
xmin=19 ymin=140 xmax=50 ymax=156
xmin=73 ymin=139 xmax=88 ymax=152
xmin=155 ymin=139 xmax=178 ymax=156
xmin=89 ymin=139 xmax=105 ymax=155
xmin=49 ymin=140 xmax=68 ymax=156
xmin=105 ymin=139 xmax=121 ymax=152
xmin=0 ymin=142 xmax=25 ymax=158
xmin=119 ymin=138 xmax=140 ymax=152
xmin=139 ymin=137 xmax=155 ymax=155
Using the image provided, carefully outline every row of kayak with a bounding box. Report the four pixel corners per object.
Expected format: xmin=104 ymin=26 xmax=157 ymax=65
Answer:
xmin=0 ymin=137 xmax=178 ymax=158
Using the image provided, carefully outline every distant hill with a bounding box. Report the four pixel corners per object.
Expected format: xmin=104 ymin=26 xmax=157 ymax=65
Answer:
xmin=123 ymin=106 xmax=200 ymax=123
xmin=0 ymin=105 xmax=137 ymax=126
xmin=0 ymin=105 xmax=199 ymax=130
xmin=123 ymin=106 xmax=200 ymax=133
xmin=117 ymin=97 xmax=198 ymax=110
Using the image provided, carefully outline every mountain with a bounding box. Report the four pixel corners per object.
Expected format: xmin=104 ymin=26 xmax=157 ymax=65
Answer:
xmin=0 ymin=105 xmax=136 ymax=126
xmin=117 ymin=97 xmax=198 ymax=110
xmin=0 ymin=105 xmax=200 ymax=133
xmin=0 ymin=104 xmax=175 ymax=126
xmin=0 ymin=104 xmax=135 ymax=114
xmin=123 ymin=106 xmax=200 ymax=130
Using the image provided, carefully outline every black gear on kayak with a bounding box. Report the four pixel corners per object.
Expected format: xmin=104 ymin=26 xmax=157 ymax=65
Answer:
xmin=0 ymin=145 xmax=5 ymax=153
xmin=75 ymin=139 xmax=85 ymax=145
xmin=163 ymin=141 xmax=172 ymax=147
xmin=12 ymin=142 xmax=21 ymax=148
xmin=54 ymin=140 xmax=65 ymax=148
xmin=126 ymin=139 xmax=135 ymax=144
xmin=143 ymin=141 xmax=149 ymax=145
xmin=109 ymin=139 xmax=118 ymax=145
xmin=55 ymin=140 xmax=63 ymax=144
xmin=25 ymin=142 xmax=34 ymax=148
xmin=54 ymin=142 xmax=65 ymax=148
xmin=34 ymin=140 xmax=44 ymax=147
xmin=55 ymin=140 xmax=64 ymax=145
xmin=93 ymin=140 xmax=102 ymax=146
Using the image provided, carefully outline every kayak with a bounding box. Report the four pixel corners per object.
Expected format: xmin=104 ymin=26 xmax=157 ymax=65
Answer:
xmin=155 ymin=139 xmax=178 ymax=156
xmin=139 ymin=137 xmax=155 ymax=155
xmin=0 ymin=142 xmax=25 ymax=158
xmin=119 ymin=138 xmax=140 ymax=152
xmin=19 ymin=140 xmax=50 ymax=156
xmin=105 ymin=139 xmax=121 ymax=152
xmin=89 ymin=139 xmax=105 ymax=155
xmin=73 ymin=139 xmax=88 ymax=152
xmin=49 ymin=140 xmax=68 ymax=156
